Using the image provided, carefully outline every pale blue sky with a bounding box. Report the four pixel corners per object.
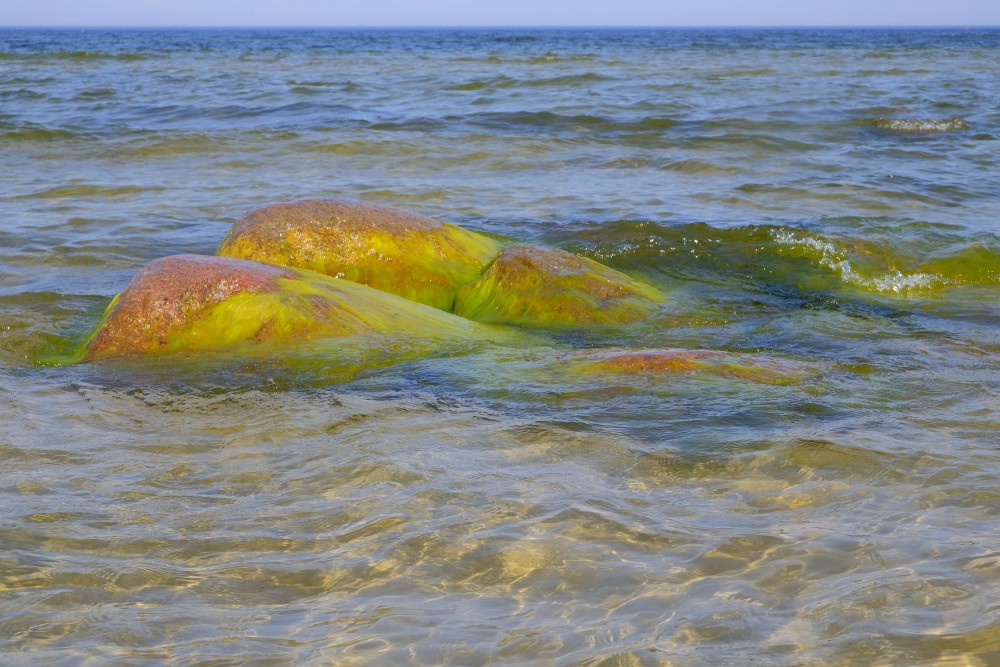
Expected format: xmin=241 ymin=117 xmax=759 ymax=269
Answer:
xmin=5 ymin=0 xmax=1000 ymax=28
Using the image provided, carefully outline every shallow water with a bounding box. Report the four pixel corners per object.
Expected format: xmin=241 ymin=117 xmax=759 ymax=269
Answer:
xmin=1 ymin=28 xmax=999 ymax=665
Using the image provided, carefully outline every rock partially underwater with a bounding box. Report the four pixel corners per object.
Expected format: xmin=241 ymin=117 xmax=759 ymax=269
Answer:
xmin=453 ymin=245 xmax=666 ymax=327
xmin=75 ymin=253 xmax=817 ymax=391
xmin=571 ymin=348 xmax=820 ymax=385
xmin=216 ymin=199 xmax=502 ymax=311
xmin=78 ymin=202 xmax=822 ymax=390
xmin=81 ymin=254 xmax=504 ymax=363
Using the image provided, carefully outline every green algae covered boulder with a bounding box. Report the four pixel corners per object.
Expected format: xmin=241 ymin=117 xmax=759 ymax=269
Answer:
xmin=453 ymin=245 xmax=665 ymax=327
xmin=216 ymin=199 xmax=503 ymax=312
xmin=81 ymin=254 xmax=501 ymax=363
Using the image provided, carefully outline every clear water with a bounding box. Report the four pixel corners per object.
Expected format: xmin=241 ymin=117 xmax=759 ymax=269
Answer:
xmin=1 ymin=28 xmax=999 ymax=665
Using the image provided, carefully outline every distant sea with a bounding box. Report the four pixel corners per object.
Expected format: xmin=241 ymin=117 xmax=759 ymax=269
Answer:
xmin=2 ymin=28 xmax=999 ymax=665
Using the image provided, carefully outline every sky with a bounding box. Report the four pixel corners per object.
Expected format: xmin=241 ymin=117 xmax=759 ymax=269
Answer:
xmin=4 ymin=0 xmax=1000 ymax=28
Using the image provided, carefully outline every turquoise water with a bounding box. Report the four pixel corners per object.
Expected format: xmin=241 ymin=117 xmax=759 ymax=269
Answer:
xmin=2 ymin=28 xmax=999 ymax=665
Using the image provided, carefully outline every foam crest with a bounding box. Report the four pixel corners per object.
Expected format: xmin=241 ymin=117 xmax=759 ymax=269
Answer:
xmin=872 ymin=117 xmax=969 ymax=133
xmin=768 ymin=228 xmax=951 ymax=294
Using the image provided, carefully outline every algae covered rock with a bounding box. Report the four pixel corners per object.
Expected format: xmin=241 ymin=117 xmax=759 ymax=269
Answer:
xmin=216 ymin=199 xmax=502 ymax=311
xmin=82 ymin=254 xmax=499 ymax=362
xmin=453 ymin=245 xmax=665 ymax=327
xmin=572 ymin=348 xmax=819 ymax=385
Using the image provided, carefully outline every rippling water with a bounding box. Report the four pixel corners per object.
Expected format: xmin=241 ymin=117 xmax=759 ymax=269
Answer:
xmin=2 ymin=28 xmax=999 ymax=665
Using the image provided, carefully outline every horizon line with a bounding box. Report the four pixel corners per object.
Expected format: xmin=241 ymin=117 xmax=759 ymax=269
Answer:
xmin=3 ymin=24 xmax=1000 ymax=30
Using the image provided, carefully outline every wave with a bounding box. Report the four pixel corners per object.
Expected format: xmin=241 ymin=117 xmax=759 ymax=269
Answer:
xmin=469 ymin=110 xmax=607 ymax=131
xmin=871 ymin=117 xmax=970 ymax=133
xmin=112 ymin=130 xmax=302 ymax=158
xmin=683 ymin=132 xmax=822 ymax=152
xmin=72 ymin=88 xmax=117 ymax=101
xmin=450 ymin=72 xmax=609 ymax=91
xmin=564 ymin=220 xmax=1000 ymax=296
xmin=6 ymin=183 xmax=161 ymax=201
xmin=2 ymin=126 xmax=305 ymax=157
xmin=288 ymin=80 xmax=362 ymax=94
xmin=366 ymin=111 xmax=680 ymax=137
xmin=446 ymin=76 xmax=518 ymax=91
xmin=792 ymin=229 xmax=1000 ymax=294
xmin=115 ymin=101 xmax=360 ymax=131
xmin=464 ymin=53 xmax=600 ymax=65
xmin=0 ymin=50 xmax=148 ymax=62
xmin=660 ymin=159 xmax=741 ymax=175
xmin=0 ymin=88 xmax=46 ymax=101
xmin=0 ymin=123 xmax=83 ymax=142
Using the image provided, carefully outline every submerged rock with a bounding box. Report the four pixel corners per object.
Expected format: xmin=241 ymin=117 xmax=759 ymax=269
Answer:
xmin=572 ymin=348 xmax=819 ymax=385
xmin=453 ymin=245 xmax=665 ymax=327
xmin=216 ymin=199 xmax=503 ymax=311
xmin=82 ymin=254 xmax=501 ymax=362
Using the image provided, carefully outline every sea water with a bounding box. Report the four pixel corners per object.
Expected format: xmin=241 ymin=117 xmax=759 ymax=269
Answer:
xmin=1 ymin=28 xmax=999 ymax=665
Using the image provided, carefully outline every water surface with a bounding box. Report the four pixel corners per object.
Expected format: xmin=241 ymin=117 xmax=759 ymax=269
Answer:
xmin=2 ymin=28 xmax=999 ymax=665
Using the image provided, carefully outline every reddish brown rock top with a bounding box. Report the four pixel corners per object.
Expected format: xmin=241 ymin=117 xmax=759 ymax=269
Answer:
xmin=577 ymin=348 xmax=819 ymax=385
xmin=587 ymin=349 xmax=728 ymax=373
xmin=226 ymin=199 xmax=442 ymax=241
xmin=83 ymin=255 xmax=293 ymax=361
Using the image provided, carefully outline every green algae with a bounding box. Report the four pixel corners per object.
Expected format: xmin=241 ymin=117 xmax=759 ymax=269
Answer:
xmin=453 ymin=245 xmax=666 ymax=327
xmin=916 ymin=243 xmax=1000 ymax=285
xmin=563 ymin=220 xmax=1000 ymax=297
xmin=79 ymin=255 xmax=528 ymax=368
xmin=216 ymin=199 xmax=503 ymax=312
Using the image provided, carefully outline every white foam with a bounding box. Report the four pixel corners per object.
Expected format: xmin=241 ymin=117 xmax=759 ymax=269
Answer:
xmin=873 ymin=117 xmax=969 ymax=133
xmin=769 ymin=228 xmax=947 ymax=294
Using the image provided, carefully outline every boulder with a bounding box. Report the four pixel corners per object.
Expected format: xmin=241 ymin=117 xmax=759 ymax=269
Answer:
xmin=82 ymin=254 xmax=501 ymax=362
xmin=216 ymin=199 xmax=503 ymax=311
xmin=453 ymin=245 xmax=665 ymax=327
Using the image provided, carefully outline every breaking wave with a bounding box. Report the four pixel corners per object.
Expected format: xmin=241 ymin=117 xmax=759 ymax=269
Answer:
xmin=871 ymin=117 xmax=970 ymax=133
xmin=565 ymin=220 xmax=1000 ymax=296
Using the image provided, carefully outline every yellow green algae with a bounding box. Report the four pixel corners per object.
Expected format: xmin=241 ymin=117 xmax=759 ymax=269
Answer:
xmin=916 ymin=243 xmax=1000 ymax=286
xmin=216 ymin=199 xmax=503 ymax=311
xmin=453 ymin=245 xmax=666 ymax=327
xmin=767 ymin=228 xmax=1000 ymax=293
xmin=80 ymin=254 xmax=520 ymax=364
xmin=569 ymin=220 xmax=1000 ymax=298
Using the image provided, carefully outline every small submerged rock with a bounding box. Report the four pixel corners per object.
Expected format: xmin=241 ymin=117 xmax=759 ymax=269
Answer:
xmin=82 ymin=254 xmax=501 ymax=362
xmin=216 ymin=199 xmax=502 ymax=311
xmin=454 ymin=245 xmax=666 ymax=327
xmin=572 ymin=348 xmax=819 ymax=385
